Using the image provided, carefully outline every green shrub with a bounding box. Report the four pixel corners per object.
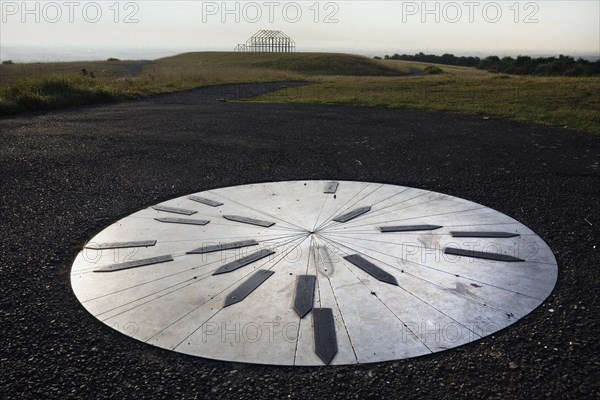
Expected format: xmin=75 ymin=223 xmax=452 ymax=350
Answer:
xmin=424 ymin=65 xmax=443 ymax=75
xmin=0 ymin=75 xmax=121 ymax=114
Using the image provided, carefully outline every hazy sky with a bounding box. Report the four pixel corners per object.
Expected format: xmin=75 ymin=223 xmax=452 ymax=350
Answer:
xmin=1 ymin=0 xmax=598 ymax=61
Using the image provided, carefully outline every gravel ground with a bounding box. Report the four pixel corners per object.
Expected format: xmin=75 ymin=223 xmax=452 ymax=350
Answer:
xmin=1 ymin=83 xmax=599 ymax=399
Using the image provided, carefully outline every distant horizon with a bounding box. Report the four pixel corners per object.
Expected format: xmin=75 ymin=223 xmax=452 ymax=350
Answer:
xmin=2 ymin=45 xmax=598 ymax=64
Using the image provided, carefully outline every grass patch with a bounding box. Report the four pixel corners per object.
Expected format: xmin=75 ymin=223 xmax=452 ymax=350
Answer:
xmin=0 ymin=75 xmax=124 ymax=114
xmin=250 ymin=62 xmax=600 ymax=134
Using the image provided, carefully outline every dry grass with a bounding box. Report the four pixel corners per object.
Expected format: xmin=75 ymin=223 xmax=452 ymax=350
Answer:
xmin=0 ymin=60 xmax=139 ymax=85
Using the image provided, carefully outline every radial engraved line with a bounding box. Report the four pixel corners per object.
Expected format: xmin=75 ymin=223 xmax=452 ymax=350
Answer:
xmin=324 ymin=193 xmax=434 ymax=230
xmin=312 ymin=182 xmax=374 ymax=231
xmin=78 ymin=241 xmax=280 ymax=301
xmin=307 ymin=235 xmax=315 ymax=276
xmin=322 ymin=206 xmax=487 ymax=233
xmin=359 ymin=186 xmax=413 ymax=210
xmin=334 ymin=244 xmax=433 ymax=353
xmin=313 ymin=237 xmax=323 ymax=308
xmin=334 ymin=235 xmax=524 ymax=317
xmin=323 ymin=234 xmax=535 ymax=313
xmin=323 ymin=232 xmax=443 ymax=253
xmin=293 ymin=184 xmax=318 ymax=231
xmin=97 ymin=236 xmax=309 ymax=320
xmin=172 ymin=308 xmax=224 ymax=350
xmin=312 ymin=189 xmax=333 ymax=232
xmin=138 ymin=211 xmax=298 ymax=231
xmin=159 ymin=231 xmax=303 ymax=244
xmin=320 ymin=194 xmax=443 ymax=232
xmin=171 ymin=236 xmax=310 ymax=349
xmin=74 ymin=232 xmax=307 ymax=276
xmin=314 ymin=185 xmax=411 ymax=232
xmin=317 ymin=235 xmax=484 ymax=338
xmin=219 ymin=220 xmax=302 ymax=233
xmin=150 ymin=210 xmax=219 ymax=220
xmin=321 ymin=189 xmax=426 ymax=229
xmin=318 ymin=191 xmax=433 ymax=232
xmin=442 ymin=222 xmax=521 ymax=228
xmin=352 ymin=187 xmax=424 ymax=220
xmin=208 ymin=190 xmax=309 ymax=232
xmin=326 ymin=230 xmax=432 ymax=236
xmin=260 ymin=184 xmax=311 ymax=231
xmin=293 ymin=235 xmax=316 ymax=365
xmin=169 ymin=233 xmax=307 ymax=259
xmin=324 ymin=230 xmax=525 ymax=267
xmin=262 ymin=226 xmax=309 ymax=233
xmin=266 ymin=235 xmax=311 ymax=272
xmin=314 ymin=236 xmax=359 ymax=364
xmin=96 ymin=235 xmax=308 ymax=316
xmin=146 ymin=235 xmax=310 ymax=345
xmin=296 ymin=198 xmax=314 ymax=232
xmin=324 ymin=233 xmax=541 ymax=299
xmin=314 ymin=183 xmax=384 ymax=231
xmin=312 ymin=192 xmax=364 ymax=233
xmin=219 ymin=222 xmax=303 ymax=233
xmin=97 ymin=276 xmax=205 ymax=319
xmin=325 ymin=230 xmax=533 ymax=237
xmin=314 ymin=183 xmax=383 ymax=232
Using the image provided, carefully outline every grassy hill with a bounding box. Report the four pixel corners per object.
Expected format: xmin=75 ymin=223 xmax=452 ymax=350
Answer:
xmin=151 ymin=52 xmax=410 ymax=76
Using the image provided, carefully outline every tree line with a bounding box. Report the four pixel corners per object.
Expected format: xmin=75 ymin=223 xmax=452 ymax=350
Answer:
xmin=381 ymin=52 xmax=600 ymax=77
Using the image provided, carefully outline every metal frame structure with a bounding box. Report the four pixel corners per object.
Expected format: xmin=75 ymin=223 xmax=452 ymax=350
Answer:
xmin=235 ymin=30 xmax=296 ymax=53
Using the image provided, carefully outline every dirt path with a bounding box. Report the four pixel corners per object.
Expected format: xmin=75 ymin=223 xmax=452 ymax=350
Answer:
xmin=118 ymin=60 xmax=153 ymax=77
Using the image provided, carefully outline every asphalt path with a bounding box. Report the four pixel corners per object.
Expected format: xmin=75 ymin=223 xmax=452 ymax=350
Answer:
xmin=1 ymin=83 xmax=599 ymax=399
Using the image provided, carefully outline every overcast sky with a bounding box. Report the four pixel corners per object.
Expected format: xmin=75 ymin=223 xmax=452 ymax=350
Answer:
xmin=1 ymin=1 xmax=598 ymax=61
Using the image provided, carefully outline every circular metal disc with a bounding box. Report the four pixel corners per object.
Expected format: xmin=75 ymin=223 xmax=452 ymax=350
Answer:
xmin=71 ymin=181 xmax=558 ymax=366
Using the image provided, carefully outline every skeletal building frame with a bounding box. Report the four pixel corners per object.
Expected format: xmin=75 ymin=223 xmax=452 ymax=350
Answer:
xmin=235 ymin=30 xmax=296 ymax=53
